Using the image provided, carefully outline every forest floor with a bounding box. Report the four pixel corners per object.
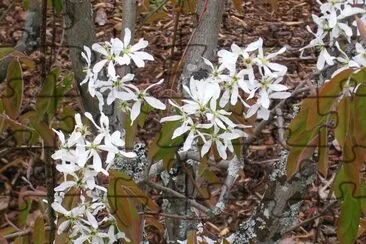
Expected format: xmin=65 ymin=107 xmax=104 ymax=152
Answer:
xmin=0 ymin=0 xmax=365 ymax=243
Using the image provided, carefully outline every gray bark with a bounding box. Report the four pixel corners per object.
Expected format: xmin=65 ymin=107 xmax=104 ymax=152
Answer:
xmin=164 ymin=0 xmax=226 ymax=242
xmin=63 ymin=0 xmax=99 ymax=116
xmin=233 ymin=152 xmax=317 ymax=243
xmin=180 ymin=0 xmax=225 ymax=89
xmin=112 ymin=0 xmax=137 ymax=131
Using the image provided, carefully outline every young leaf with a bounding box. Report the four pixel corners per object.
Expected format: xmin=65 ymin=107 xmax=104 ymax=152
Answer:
xmin=3 ymin=59 xmax=23 ymax=119
xmin=0 ymin=47 xmax=14 ymax=60
xmin=52 ymin=0 xmax=62 ymax=15
xmin=353 ymin=84 xmax=366 ymax=146
xmin=335 ymin=97 xmax=351 ymax=150
xmin=29 ymin=117 xmax=56 ymax=147
xmin=318 ymin=125 xmax=329 ymax=177
xmin=306 ymin=68 xmax=353 ymax=130
xmin=108 ymin=170 xmax=160 ymax=243
xmin=338 ymin=192 xmax=361 ymax=244
xmin=18 ymin=195 xmax=32 ymax=228
xmin=35 ymin=68 xmax=59 ymax=120
xmin=148 ymin=120 xmax=184 ymax=170
xmin=32 ymin=216 xmax=45 ymax=244
xmin=124 ymin=112 xmax=138 ymax=149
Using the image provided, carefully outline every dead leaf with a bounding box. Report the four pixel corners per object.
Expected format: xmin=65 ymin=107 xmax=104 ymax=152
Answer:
xmin=114 ymin=22 xmax=122 ymax=32
xmin=356 ymin=16 xmax=366 ymax=43
xmin=95 ymin=7 xmax=108 ymax=26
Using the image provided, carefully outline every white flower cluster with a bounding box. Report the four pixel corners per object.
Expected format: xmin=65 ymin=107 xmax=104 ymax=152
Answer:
xmin=51 ymin=113 xmax=134 ymax=243
xmin=301 ymin=0 xmax=366 ymax=73
xmin=161 ymin=38 xmax=291 ymax=159
xmin=80 ymin=28 xmax=166 ymax=124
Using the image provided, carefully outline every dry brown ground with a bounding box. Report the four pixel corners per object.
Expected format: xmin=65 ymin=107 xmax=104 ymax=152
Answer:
xmin=1 ymin=0 xmax=365 ymax=243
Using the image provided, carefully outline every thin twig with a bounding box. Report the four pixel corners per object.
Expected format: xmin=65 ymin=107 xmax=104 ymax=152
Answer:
xmin=275 ymin=107 xmax=289 ymax=150
xmin=140 ymin=211 xmax=209 ymax=220
xmin=5 ymin=214 xmax=20 ymax=232
xmin=40 ymin=0 xmax=56 ymax=240
xmin=4 ymin=226 xmax=51 ymax=241
xmin=146 ymin=181 xmax=213 ymax=216
xmin=216 ymin=156 xmax=241 ymax=205
xmin=284 ymin=200 xmax=337 ymax=234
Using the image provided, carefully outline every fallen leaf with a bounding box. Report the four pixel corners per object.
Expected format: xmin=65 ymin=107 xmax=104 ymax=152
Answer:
xmin=95 ymin=7 xmax=108 ymax=26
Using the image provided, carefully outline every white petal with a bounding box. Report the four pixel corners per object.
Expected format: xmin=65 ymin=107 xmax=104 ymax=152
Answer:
xmin=93 ymin=59 xmax=108 ymax=73
xmin=144 ymin=96 xmax=166 ymax=110
xmin=269 ymin=91 xmax=291 ymax=99
xmin=107 ymin=61 xmax=116 ymax=77
xmin=269 ymin=84 xmax=288 ymax=91
xmin=133 ymin=51 xmax=154 ymax=61
xmin=93 ymin=153 xmax=102 ymax=172
xmin=57 ymin=220 xmax=70 ymax=235
xmin=123 ymin=28 xmax=131 ymax=47
xmin=172 ymin=125 xmax=190 ymax=139
xmin=120 ymin=151 xmax=137 ymax=158
xmin=51 ymin=202 xmax=68 ymax=215
xmin=92 ymin=43 xmax=108 ymax=56
xmin=130 ymin=101 xmax=142 ymax=124
xmin=183 ymin=131 xmax=195 ymax=151
xmin=131 ymin=39 xmax=148 ymax=51
xmin=201 ymin=140 xmax=212 ymax=156
xmin=160 ymin=115 xmax=183 ymax=123
xmin=86 ymin=211 xmax=99 ymax=229
xmin=246 ymin=39 xmax=262 ymax=52
xmin=216 ymin=140 xmax=227 ymax=160
xmin=130 ymin=53 xmax=145 ymax=67
xmin=54 ymin=181 xmax=76 ymax=192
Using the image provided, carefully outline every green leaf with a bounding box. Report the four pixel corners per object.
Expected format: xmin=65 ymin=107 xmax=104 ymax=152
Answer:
xmin=124 ymin=113 xmax=138 ymax=150
xmin=359 ymin=182 xmax=366 ymax=215
xmin=32 ymin=216 xmax=45 ymax=244
xmin=48 ymin=72 xmax=73 ymax=118
xmin=35 ymin=69 xmax=59 ymax=120
xmin=0 ymin=101 xmax=8 ymax=134
xmin=333 ymin=166 xmax=347 ymax=200
xmin=108 ymin=171 xmax=144 ymax=243
xmin=10 ymin=51 xmax=35 ymax=68
xmin=58 ymin=107 xmax=75 ymax=134
xmin=335 ymin=97 xmax=351 ymax=149
xmin=338 ymin=192 xmax=360 ymax=244
xmin=3 ymin=59 xmax=23 ymax=119
xmin=350 ymin=67 xmax=366 ymax=86
xmin=0 ymin=47 xmax=14 ymax=60
xmin=29 ymin=117 xmax=56 ymax=147
xmin=306 ymin=68 xmax=353 ymax=130
xmin=198 ymin=158 xmax=219 ymax=184
xmin=22 ymin=0 xmax=30 ymax=9
xmin=318 ymin=125 xmax=329 ymax=177
xmin=18 ymin=197 xmax=32 ymax=227
xmin=353 ymin=84 xmax=366 ymax=146
xmin=137 ymin=103 xmax=150 ymax=128
xmin=148 ymin=120 xmax=184 ymax=170
xmin=286 ymin=124 xmax=318 ymax=179
xmin=182 ymin=0 xmax=196 ymax=14
xmin=52 ymin=0 xmax=62 ymax=14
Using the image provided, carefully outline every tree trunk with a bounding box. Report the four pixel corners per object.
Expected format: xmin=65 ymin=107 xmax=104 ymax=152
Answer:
xmin=233 ymin=152 xmax=317 ymax=243
xmin=165 ymin=0 xmax=226 ymax=242
xmin=180 ymin=0 xmax=225 ymax=89
xmin=63 ymin=0 xmax=99 ymax=116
